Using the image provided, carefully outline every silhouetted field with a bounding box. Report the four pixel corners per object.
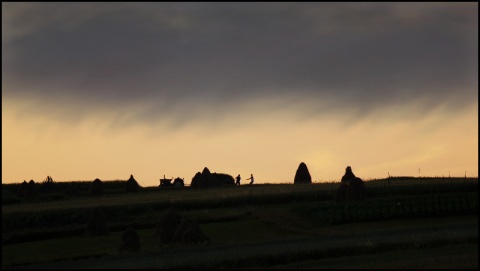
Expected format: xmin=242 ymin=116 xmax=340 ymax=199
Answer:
xmin=2 ymin=177 xmax=478 ymax=268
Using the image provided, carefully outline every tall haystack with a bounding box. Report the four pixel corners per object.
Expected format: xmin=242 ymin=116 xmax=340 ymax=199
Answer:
xmin=125 ymin=174 xmax=140 ymax=193
xmin=190 ymin=172 xmax=203 ymax=188
xmin=86 ymin=207 xmax=109 ymax=236
xmin=294 ymin=162 xmax=312 ymax=184
xmin=341 ymin=166 xmax=356 ymax=183
xmin=156 ymin=207 xmax=183 ymax=244
xmin=336 ymin=166 xmax=366 ymax=202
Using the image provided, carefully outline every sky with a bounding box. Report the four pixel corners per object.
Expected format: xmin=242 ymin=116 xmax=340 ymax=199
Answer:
xmin=2 ymin=2 xmax=478 ymax=186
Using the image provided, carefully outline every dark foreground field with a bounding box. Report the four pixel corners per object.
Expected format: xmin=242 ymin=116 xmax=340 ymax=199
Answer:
xmin=2 ymin=177 xmax=478 ymax=269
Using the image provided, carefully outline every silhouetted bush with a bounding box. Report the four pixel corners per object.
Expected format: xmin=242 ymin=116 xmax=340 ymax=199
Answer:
xmin=85 ymin=207 xmax=109 ymax=236
xmin=294 ymin=162 xmax=312 ymax=184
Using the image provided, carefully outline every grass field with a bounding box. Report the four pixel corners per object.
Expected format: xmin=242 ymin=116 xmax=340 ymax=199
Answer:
xmin=2 ymin=177 xmax=478 ymax=268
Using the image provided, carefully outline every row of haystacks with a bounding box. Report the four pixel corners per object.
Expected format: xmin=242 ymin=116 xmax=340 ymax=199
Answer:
xmin=190 ymin=167 xmax=235 ymax=188
xmin=16 ymin=180 xmax=38 ymax=198
xmin=293 ymin=162 xmax=366 ymax=201
xmin=84 ymin=207 xmax=141 ymax=254
xmin=85 ymin=206 xmax=209 ymax=254
xmin=17 ymin=176 xmax=56 ymax=198
xmin=188 ymin=164 xmax=366 ymax=202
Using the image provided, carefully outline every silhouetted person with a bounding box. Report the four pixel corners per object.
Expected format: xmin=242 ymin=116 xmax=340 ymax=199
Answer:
xmin=247 ymin=174 xmax=254 ymax=185
xmin=235 ymin=174 xmax=241 ymax=185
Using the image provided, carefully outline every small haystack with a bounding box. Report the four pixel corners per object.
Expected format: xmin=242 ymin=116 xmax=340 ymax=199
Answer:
xmin=156 ymin=207 xmax=210 ymax=246
xmin=348 ymin=177 xmax=366 ymax=201
xmin=119 ymin=226 xmax=141 ymax=253
xmin=172 ymin=217 xmax=211 ymax=245
xmin=91 ymin=178 xmax=104 ymax=196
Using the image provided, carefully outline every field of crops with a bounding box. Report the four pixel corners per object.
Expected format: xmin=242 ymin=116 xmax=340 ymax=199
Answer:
xmin=2 ymin=177 xmax=478 ymax=268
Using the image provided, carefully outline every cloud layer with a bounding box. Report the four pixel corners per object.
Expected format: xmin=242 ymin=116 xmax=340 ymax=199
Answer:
xmin=3 ymin=3 xmax=478 ymax=128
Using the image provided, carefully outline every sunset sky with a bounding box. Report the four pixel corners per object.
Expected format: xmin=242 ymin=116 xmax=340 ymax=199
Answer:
xmin=2 ymin=3 xmax=478 ymax=186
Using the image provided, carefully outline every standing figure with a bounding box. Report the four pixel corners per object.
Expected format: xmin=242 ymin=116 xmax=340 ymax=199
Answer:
xmin=247 ymin=174 xmax=254 ymax=185
xmin=235 ymin=174 xmax=241 ymax=185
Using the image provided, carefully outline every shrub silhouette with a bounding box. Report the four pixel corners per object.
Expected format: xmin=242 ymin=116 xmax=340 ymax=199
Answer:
xmin=85 ymin=207 xmax=109 ymax=236
xmin=125 ymin=174 xmax=140 ymax=193
xmin=91 ymin=178 xmax=104 ymax=196
xmin=119 ymin=226 xmax=141 ymax=253
xmin=294 ymin=162 xmax=312 ymax=184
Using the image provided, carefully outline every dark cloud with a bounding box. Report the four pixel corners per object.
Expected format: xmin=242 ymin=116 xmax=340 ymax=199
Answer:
xmin=3 ymin=2 xmax=477 ymax=126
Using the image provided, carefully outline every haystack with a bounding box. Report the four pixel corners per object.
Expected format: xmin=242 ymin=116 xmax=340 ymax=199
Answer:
xmin=172 ymin=217 xmax=211 ymax=245
xmin=125 ymin=174 xmax=140 ymax=193
xmin=156 ymin=207 xmax=210 ymax=246
xmin=348 ymin=177 xmax=366 ymax=201
xmin=86 ymin=207 xmax=109 ymax=236
xmin=156 ymin=207 xmax=183 ymax=244
xmin=294 ymin=162 xmax=312 ymax=184
xmin=119 ymin=226 xmax=141 ymax=253
xmin=91 ymin=178 xmax=104 ymax=196
xmin=190 ymin=167 xmax=235 ymax=188
xmin=336 ymin=166 xmax=366 ymax=202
